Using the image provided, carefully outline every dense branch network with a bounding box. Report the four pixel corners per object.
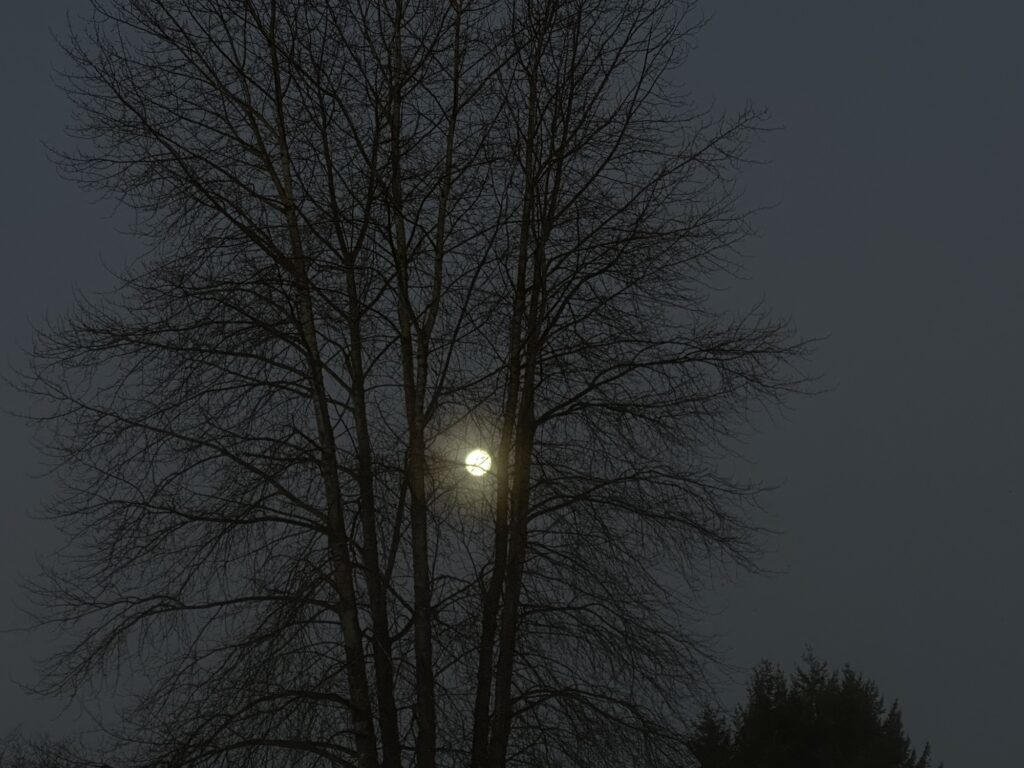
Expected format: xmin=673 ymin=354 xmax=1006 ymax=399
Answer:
xmin=12 ymin=2 xmax=817 ymax=768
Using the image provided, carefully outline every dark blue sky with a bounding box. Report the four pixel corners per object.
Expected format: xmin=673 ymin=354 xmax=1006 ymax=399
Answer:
xmin=2 ymin=3 xmax=1022 ymax=766
xmin=685 ymin=4 xmax=1023 ymax=766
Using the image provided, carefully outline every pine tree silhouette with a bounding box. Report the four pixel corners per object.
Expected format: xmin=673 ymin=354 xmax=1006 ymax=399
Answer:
xmin=685 ymin=651 xmax=942 ymax=768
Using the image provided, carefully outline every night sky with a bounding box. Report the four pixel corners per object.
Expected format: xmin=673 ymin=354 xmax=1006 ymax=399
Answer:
xmin=2 ymin=3 xmax=1022 ymax=766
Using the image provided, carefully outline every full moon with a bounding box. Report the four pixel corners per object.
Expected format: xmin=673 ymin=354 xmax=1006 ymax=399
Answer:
xmin=465 ymin=449 xmax=492 ymax=477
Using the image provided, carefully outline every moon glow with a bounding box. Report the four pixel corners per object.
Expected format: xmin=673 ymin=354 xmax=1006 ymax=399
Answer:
xmin=465 ymin=449 xmax=492 ymax=477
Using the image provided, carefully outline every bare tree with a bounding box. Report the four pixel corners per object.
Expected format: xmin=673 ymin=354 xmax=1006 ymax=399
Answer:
xmin=13 ymin=1 xmax=818 ymax=768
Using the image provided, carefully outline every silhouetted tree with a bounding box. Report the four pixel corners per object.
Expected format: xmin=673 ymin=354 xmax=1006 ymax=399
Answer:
xmin=0 ymin=731 xmax=94 ymax=768
xmin=11 ymin=1 xmax=818 ymax=767
xmin=683 ymin=709 xmax=732 ymax=768
xmin=685 ymin=652 xmax=941 ymax=768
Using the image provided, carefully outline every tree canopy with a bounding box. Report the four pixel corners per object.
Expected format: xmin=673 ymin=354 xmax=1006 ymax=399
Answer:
xmin=686 ymin=652 xmax=941 ymax=768
xmin=9 ymin=1 xmax=817 ymax=767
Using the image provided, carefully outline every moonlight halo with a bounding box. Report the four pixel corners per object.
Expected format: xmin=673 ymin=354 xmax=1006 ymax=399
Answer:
xmin=464 ymin=449 xmax=492 ymax=477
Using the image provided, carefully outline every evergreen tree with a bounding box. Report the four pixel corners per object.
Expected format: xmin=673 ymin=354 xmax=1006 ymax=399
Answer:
xmin=684 ymin=707 xmax=733 ymax=768
xmin=686 ymin=651 xmax=941 ymax=768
